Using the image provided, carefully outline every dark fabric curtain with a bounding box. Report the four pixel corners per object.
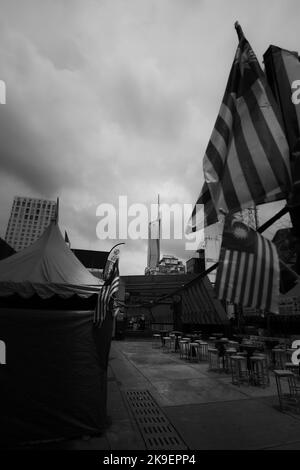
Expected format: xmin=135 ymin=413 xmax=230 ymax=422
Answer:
xmin=0 ymin=308 xmax=113 ymax=445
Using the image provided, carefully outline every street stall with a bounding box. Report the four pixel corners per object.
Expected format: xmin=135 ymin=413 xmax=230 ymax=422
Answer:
xmin=0 ymin=222 xmax=113 ymax=445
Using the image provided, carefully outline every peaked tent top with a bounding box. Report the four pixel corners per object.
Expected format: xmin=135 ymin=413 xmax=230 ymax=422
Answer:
xmin=0 ymin=222 xmax=102 ymax=298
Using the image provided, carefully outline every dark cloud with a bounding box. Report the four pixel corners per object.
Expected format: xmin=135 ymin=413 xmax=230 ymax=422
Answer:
xmin=0 ymin=0 xmax=297 ymax=273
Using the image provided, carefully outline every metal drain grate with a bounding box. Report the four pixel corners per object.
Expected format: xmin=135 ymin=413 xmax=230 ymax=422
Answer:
xmin=124 ymin=390 xmax=187 ymax=450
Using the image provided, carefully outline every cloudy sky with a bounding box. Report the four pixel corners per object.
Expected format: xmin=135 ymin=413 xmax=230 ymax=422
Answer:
xmin=0 ymin=0 xmax=297 ymax=274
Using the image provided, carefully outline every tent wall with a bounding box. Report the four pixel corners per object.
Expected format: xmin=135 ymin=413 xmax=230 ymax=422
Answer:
xmin=0 ymin=308 xmax=113 ymax=445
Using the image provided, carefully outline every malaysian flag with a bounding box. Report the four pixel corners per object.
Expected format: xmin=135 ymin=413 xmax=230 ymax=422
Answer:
xmin=215 ymin=216 xmax=280 ymax=313
xmin=94 ymin=245 xmax=121 ymax=328
xmin=203 ymin=23 xmax=292 ymax=219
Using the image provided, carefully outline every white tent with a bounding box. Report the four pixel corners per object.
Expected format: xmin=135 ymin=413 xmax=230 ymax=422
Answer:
xmin=0 ymin=221 xmax=102 ymax=298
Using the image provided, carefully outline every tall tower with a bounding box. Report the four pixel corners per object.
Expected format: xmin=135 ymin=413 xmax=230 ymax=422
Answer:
xmin=146 ymin=195 xmax=161 ymax=275
xmin=5 ymin=196 xmax=57 ymax=251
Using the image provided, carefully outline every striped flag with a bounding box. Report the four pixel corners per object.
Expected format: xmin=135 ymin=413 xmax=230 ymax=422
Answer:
xmin=94 ymin=261 xmax=120 ymax=328
xmin=203 ymin=24 xmax=292 ymax=218
xmin=94 ymin=244 xmax=122 ymax=328
xmin=264 ymin=45 xmax=300 ymax=164
xmin=215 ymin=216 xmax=280 ymax=313
xmin=264 ymin=45 xmax=300 ymax=242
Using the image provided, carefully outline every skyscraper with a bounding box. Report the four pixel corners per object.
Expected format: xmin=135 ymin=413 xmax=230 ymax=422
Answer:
xmin=5 ymin=196 xmax=57 ymax=251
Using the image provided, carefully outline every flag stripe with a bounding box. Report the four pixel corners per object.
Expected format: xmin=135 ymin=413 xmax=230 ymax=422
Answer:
xmin=228 ymin=250 xmax=238 ymax=302
xmin=265 ymin=240 xmax=275 ymax=312
xmin=243 ymin=253 xmax=254 ymax=306
xmin=231 ymin=98 xmax=269 ymax=200
xmin=238 ymin=253 xmax=250 ymax=306
xmin=226 ymin=138 xmax=254 ymax=208
xmin=230 ymin=250 xmax=242 ymax=303
xmin=247 ymin=83 xmax=291 ymax=192
xmin=222 ymin=249 xmax=235 ymax=300
xmin=234 ymin=251 xmax=246 ymax=303
xmin=256 ymin=235 xmax=267 ymax=309
xmin=251 ymin=235 xmax=263 ymax=309
xmin=235 ymin=96 xmax=282 ymax=197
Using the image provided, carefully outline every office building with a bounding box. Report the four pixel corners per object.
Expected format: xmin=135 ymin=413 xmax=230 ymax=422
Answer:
xmin=5 ymin=196 xmax=57 ymax=251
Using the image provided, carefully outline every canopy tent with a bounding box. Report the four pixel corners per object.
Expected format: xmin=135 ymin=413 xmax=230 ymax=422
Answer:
xmin=181 ymin=276 xmax=229 ymax=325
xmin=0 ymin=221 xmax=102 ymax=298
xmin=0 ymin=222 xmax=113 ymax=446
xmin=122 ymin=274 xmax=228 ymax=330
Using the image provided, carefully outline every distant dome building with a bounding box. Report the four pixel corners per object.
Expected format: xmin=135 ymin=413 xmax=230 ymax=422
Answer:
xmin=145 ymin=254 xmax=185 ymax=275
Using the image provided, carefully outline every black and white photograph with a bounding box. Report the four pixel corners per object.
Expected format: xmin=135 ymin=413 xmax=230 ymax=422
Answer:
xmin=1 ymin=0 xmax=300 ymax=458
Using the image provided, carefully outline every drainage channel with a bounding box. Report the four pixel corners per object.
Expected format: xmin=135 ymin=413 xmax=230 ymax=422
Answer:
xmin=124 ymin=390 xmax=188 ymax=450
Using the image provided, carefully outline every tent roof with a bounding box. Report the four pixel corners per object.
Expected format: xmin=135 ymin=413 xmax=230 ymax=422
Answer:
xmin=0 ymin=222 xmax=102 ymax=298
xmin=180 ymin=276 xmax=229 ymax=325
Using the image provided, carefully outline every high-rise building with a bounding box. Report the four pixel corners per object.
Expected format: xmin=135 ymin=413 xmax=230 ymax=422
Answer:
xmin=5 ymin=196 xmax=57 ymax=251
xmin=146 ymin=219 xmax=160 ymax=274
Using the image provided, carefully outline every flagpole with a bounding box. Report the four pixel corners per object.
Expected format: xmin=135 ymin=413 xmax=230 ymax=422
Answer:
xmin=56 ymin=197 xmax=59 ymax=225
xmin=157 ymin=194 xmax=160 ymax=266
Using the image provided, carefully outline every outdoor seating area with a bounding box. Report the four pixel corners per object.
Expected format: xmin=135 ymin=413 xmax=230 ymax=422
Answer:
xmin=152 ymin=330 xmax=300 ymax=412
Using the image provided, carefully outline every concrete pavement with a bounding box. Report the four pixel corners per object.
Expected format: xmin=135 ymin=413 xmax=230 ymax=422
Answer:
xmin=106 ymin=339 xmax=300 ymax=450
xmin=19 ymin=339 xmax=300 ymax=450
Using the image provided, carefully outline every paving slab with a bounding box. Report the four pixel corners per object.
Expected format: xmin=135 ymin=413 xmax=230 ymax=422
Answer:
xmin=151 ymin=377 xmax=248 ymax=406
xmin=162 ymin=398 xmax=300 ymax=450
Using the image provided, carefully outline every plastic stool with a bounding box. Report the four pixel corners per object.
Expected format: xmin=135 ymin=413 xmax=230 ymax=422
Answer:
xmin=179 ymin=340 xmax=189 ymax=360
xmin=152 ymin=334 xmax=161 ymax=349
xmin=208 ymin=348 xmax=220 ymax=371
xmin=250 ymin=356 xmax=269 ymax=387
xmin=274 ymin=370 xmax=300 ymax=412
xmin=163 ymin=336 xmax=172 ymax=353
xmin=224 ymin=349 xmax=237 ymax=373
xmin=198 ymin=342 xmax=209 ymax=361
xmin=285 ymin=362 xmax=300 ymax=377
xmin=230 ymin=355 xmax=249 ymax=386
xmin=272 ymin=349 xmax=288 ymax=369
xmin=188 ymin=342 xmax=200 ymax=362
